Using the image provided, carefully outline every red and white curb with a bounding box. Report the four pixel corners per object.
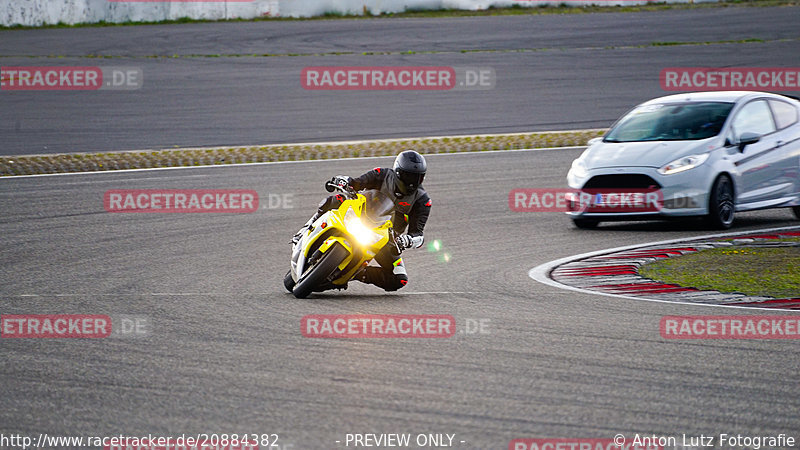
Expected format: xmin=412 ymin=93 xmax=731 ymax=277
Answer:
xmin=529 ymin=226 xmax=800 ymax=311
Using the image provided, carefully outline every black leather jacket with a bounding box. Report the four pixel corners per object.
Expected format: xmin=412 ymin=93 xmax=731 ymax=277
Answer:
xmin=351 ymin=167 xmax=431 ymax=238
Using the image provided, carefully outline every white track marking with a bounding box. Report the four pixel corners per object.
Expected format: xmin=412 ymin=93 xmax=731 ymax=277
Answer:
xmin=4 ymin=291 xmax=476 ymax=298
xmin=529 ymin=225 xmax=800 ymax=312
xmin=395 ymin=291 xmax=476 ymax=295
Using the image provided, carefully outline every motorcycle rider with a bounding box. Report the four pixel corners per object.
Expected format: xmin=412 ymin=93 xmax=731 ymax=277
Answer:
xmin=292 ymin=150 xmax=431 ymax=291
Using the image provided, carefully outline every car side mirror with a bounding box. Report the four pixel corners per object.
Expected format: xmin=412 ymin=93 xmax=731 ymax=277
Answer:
xmin=737 ymin=132 xmax=760 ymax=152
xmin=587 ymin=137 xmax=601 ymax=146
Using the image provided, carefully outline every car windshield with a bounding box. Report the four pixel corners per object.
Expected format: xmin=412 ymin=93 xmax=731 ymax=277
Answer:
xmin=604 ymin=102 xmax=734 ymax=143
xmin=360 ymin=189 xmax=394 ymax=226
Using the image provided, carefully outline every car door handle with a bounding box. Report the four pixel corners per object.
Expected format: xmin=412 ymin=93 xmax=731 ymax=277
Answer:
xmin=776 ymin=140 xmax=784 ymax=148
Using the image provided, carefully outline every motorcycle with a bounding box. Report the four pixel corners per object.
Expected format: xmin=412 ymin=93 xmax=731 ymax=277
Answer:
xmin=284 ymin=182 xmax=401 ymax=299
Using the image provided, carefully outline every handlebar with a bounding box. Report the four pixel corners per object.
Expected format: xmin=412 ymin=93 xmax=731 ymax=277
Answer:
xmin=324 ymin=181 xmax=357 ymax=198
xmin=390 ymin=228 xmax=404 ymax=254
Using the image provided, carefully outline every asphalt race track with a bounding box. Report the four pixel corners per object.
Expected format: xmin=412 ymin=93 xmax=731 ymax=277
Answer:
xmin=2 ymin=6 xmax=800 ymax=450
xmin=1 ymin=7 xmax=800 ymax=155
xmin=3 ymin=149 xmax=800 ymax=448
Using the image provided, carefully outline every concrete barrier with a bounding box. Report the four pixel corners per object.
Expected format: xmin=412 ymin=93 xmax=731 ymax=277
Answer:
xmin=2 ymin=0 xmax=279 ymax=27
xmin=2 ymin=0 xmax=700 ymax=27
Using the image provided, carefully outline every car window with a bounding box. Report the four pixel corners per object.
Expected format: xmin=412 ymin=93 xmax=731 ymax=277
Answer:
xmin=604 ymin=102 xmax=733 ymax=143
xmin=769 ymin=100 xmax=799 ymax=130
xmin=731 ymin=100 xmax=776 ymax=139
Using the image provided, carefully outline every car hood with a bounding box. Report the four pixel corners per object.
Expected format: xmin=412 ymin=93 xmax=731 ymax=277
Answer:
xmin=584 ymin=139 xmax=715 ymax=169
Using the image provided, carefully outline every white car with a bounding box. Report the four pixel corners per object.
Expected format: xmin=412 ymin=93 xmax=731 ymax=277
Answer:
xmin=567 ymin=91 xmax=800 ymax=229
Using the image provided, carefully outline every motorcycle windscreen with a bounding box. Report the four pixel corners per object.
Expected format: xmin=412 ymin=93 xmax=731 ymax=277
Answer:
xmin=361 ymin=189 xmax=394 ymax=226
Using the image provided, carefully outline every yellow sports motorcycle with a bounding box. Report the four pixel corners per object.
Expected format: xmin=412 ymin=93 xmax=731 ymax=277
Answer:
xmin=284 ymin=182 xmax=400 ymax=298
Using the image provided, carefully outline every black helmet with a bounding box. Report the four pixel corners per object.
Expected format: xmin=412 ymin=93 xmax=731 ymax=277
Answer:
xmin=393 ymin=150 xmax=427 ymax=195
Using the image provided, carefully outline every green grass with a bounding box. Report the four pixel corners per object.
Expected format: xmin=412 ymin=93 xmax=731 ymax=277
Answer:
xmin=1 ymin=0 xmax=798 ymax=31
xmin=0 ymin=129 xmax=605 ymax=176
xmin=650 ymin=37 xmax=765 ymax=46
xmin=639 ymin=244 xmax=800 ymax=298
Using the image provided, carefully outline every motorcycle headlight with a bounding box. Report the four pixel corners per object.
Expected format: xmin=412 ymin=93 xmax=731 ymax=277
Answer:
xmin=344 ymin=207 xmax=383 ymax=246
xmin=658 ymin=153 xmax=710 ymax=175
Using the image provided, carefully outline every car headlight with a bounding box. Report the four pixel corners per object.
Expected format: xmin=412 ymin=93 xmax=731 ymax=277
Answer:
xmin=344 ymin=207 xmax=383 ymax=246
xmin=657 ymin=153 xmax=710 ymax=175
xmin=568 ymin=159 xmax=589 ymax=179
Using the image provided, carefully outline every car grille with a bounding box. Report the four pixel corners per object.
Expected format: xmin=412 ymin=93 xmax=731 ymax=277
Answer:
xmin=582 ymin=174 xmax=661 ymax=190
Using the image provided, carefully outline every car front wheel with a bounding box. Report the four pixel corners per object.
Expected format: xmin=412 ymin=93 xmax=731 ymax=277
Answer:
xmin=706 ymin=175 xmax=735 ymax=229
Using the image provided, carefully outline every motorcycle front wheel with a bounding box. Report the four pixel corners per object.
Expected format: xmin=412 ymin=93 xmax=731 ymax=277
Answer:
xmin=283 ymin=270 xmax=295 ymax=293
xmin=292 ymin=243 xmax=348 ymax=299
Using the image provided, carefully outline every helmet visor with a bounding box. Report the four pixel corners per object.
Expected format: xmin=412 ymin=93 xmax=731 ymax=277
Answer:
xmin=397 ymin=169 xmax=425 ymax=192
